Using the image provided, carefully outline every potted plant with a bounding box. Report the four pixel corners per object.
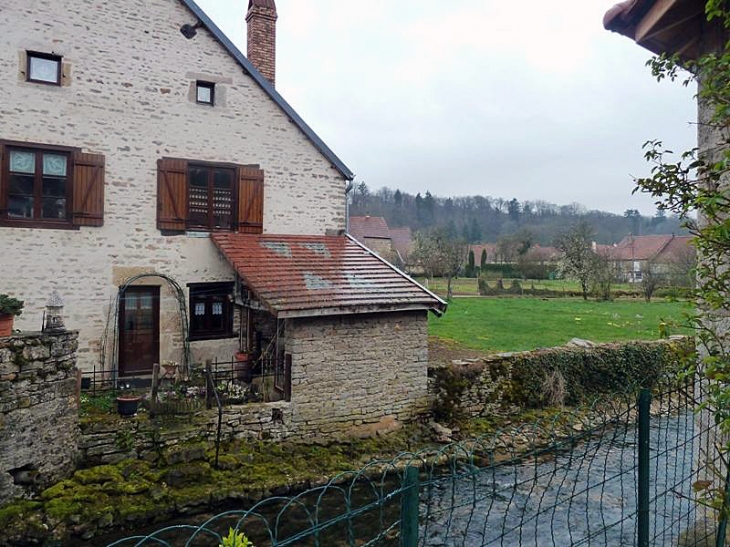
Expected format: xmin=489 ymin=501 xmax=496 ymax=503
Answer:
xmin=234 ymin=351 xmax=253 ymax=382
xmin=116 ymin=395 xmax=142 ymax=417
xmin=0 ymin=294 xmax=23 ymax=337
xmin=116 ymin=393 xmax=142 ymax=417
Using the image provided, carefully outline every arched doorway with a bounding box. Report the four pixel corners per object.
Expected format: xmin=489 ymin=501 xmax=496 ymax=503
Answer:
xmin=113 ymin=274 xmax=191 ymax=379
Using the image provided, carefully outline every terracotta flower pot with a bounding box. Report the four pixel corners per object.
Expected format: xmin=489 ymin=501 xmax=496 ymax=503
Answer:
xmin=0 ymin=314 xmax=14 ymax=338
xmin=234 ymin=352 xmax=253 ymax=382
xmin=116 ymin=395 xmax=142 ymax=417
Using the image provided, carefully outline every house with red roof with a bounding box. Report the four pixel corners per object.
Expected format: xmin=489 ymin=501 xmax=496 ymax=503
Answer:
xmin=348 ymin=215 xmax=415 ymax=270
xmin=599 ymin=235 xmax=695 ymax=283
xmin=0 ymin=0 xmax=445 ymax=441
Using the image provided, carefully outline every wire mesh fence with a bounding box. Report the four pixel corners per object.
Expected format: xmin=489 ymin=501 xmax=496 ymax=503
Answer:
xmin=107 ymin=377 xmax=724 ymax=547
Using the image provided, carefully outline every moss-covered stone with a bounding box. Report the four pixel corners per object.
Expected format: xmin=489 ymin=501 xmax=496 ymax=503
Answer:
xmin=161 ymin=442 xmax=207 ymax=466
xmin=73 ymin=464 xmax=123 ymax=485
xmin=0 ymin=428 xmax=427 ymax=546
xmin=163 ymin=462 xmax=211 ymax=488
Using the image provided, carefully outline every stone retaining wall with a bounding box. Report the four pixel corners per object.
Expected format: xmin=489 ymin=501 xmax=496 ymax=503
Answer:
xmin=80 ymin=401 xmax=291 ymax=466
xmin=0 ymin=331 xmax=80 ymax=505
xmin=428 ymin=338 xmax=689 ymax=423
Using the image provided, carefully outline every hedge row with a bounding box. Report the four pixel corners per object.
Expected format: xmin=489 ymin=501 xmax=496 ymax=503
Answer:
xmin=430 ymin=338 xmax=694 ymax=423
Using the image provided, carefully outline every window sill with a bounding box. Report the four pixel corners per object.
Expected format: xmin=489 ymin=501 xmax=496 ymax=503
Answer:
xmin=189 ymin=332 xmax=237 ymax=343
xmin=0 ymin=219 xmax=78 ymax=230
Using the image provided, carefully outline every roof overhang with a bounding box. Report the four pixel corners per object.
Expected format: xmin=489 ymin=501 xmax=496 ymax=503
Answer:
xmin=212 ymin=233 xmax=448 ymax=320
xmin=604 ymin=0 xmax=706 ymax=60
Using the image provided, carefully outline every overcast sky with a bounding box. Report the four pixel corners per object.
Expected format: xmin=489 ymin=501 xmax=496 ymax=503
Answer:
xmin=196 ymin=0 xmax=697 ymax=216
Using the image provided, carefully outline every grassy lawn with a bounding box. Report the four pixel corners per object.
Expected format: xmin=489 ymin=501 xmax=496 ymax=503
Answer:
xmin=418 ymin=277 xmax=639 ymax=296
xmin=429 ymin=298 xmax=691 ymax=353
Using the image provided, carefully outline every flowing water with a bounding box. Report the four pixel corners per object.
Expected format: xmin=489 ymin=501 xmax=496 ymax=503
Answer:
xmin=93 ymin=410 xmax=704 ymax=546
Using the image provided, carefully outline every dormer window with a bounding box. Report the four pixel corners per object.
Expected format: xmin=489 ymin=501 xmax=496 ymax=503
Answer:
xmin=196 ymin=81 xmax=215 ymax=105
xmin=27 ymin=52 xmax=62 ymax=85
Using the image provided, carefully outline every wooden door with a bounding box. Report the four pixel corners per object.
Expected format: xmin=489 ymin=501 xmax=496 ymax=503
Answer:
xmin=119 ymin=286 xmax=159 ymax=376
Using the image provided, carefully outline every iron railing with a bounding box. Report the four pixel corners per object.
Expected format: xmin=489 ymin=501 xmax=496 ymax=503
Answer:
xmin=80 ymin=355 xmax=291 ymax=414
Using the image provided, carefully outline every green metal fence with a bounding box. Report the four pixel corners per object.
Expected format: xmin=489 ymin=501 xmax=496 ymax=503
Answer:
xmin=108 ymin=378 xmax=722 ymax=546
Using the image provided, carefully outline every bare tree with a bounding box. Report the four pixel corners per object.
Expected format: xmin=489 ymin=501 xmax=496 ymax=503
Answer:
xmin=555 ymin=220 xmax=596 ymax=300
xmin=591 ymin=251 xmax=615 ymax=301
xmin=667 ymin=244 xmax=697 ymax=288
xmin=641 ymin=261 xmax=662 ymax=302
xmin=412 ymin=227 xmax=467 ymax=300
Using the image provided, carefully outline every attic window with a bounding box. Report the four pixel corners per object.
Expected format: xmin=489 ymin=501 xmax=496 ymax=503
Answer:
xmin=196 ymin=81 xmax=215 ymax=105
xmin=27 ymin=52 xmax=62 ymax=85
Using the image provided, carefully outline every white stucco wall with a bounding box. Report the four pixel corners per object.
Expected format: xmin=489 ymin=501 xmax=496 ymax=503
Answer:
xmin=0 ymin=0 xmax=347 ymax=370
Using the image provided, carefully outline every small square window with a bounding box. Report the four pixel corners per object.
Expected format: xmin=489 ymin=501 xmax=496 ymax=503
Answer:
xmin=27 ymin=52 xmax=62 ymax=85
xmin=196 ymin=81 xmax=215 ymax=105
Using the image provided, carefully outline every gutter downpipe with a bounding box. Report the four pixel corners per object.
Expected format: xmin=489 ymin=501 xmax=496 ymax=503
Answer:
xmin=345 ymin=181 xmax=354 ymax=233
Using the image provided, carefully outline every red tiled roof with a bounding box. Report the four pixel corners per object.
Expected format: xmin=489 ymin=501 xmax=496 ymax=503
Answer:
xmin=468 ymin=244 xmax=498 ymax=261
xmin=524 ymin=244 xmax=561 ymax=262
xmin=211 ymin=233 xmax=446 ymax=318
xmin=607 ymin=235 xmax=690 ymax=261
xmin=389 ymin=227 xmax=413 ymax=259
xmin=348 ymin=216 xmax=392 ymax=241
xmin=656 ymin=235 xmax=694 ymax=260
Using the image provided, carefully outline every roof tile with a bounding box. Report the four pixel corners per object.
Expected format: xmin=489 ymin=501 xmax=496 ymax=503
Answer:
xmin=212 ymin=233 xmax=446 ymax=318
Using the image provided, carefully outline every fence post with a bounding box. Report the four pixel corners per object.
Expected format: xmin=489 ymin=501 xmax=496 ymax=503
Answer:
xmin=715 ymin=465 xmax=730 ymax=547
xmin=400 ymin=466 xmax=419 ymax=547
xmin=205 ymin=359 xmax=212 ymax=410
xmin=638 ymin=389 xmax=651 ymax=547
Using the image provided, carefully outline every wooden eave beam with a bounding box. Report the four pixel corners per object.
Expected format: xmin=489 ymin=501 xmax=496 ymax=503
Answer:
xmin=635 ymin=0 xmax=681 ymax=42
xmin=675 ymin=34 xmax=700 ymax=57
xmin=638 ymin=10 xmax=703 ymax=44
xmin=635 ymin=0 xmax=703 ymax=43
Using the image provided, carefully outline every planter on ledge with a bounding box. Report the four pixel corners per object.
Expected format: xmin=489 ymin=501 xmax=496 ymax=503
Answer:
xmin=0 ymin=294 xmax=23 ymax=337
xmin=234 ymin=352 xmax=253 ymax=382
xmin=0 ymin=314 xmax=14 ymax=338
xmin=116 ymin=395 xmax=142 ymax=417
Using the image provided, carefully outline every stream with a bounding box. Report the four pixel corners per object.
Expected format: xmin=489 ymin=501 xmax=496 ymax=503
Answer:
xmin=91 ymin=410 xmax=705 ymax=546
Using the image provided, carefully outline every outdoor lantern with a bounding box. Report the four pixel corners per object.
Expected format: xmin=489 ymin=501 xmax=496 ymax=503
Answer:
xmin=44 ymin=290 xmax=65 ymax=332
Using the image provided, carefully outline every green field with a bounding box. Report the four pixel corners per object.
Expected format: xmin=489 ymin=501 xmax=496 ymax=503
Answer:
xmin=429 ymin=298 xmax=691 ymax=353
xmin=419 ymin=277 xmax=639 ymax=296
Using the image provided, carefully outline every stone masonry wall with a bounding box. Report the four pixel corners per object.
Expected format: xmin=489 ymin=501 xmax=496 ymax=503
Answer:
xmin=80 ymin=401 xmax=292 ymax=467
xmin=80 ymin=312 xmax=430 ymax=463
xmin=286 ymin=311 xmax=429 ymax=440
xmin=428 ymin=339 xmax=689 ymax=423
xmin=0 ymin=331 xmax=80 ymax=505
xmin=0 ymin=0 xmax=346 ymax=371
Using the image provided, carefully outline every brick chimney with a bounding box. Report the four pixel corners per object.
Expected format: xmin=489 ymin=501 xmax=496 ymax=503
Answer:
xmin=246 ymin=0 xmax=278 ymax=86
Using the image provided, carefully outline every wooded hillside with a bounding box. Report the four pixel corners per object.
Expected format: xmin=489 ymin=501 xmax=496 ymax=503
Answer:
xmin=349 ymin=184 xmax=686 ymax=244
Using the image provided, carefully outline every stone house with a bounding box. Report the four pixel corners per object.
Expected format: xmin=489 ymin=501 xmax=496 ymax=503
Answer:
xmin=596 ymin=234 xmax=695 ymax=284
xmin=0 ymin=0 xmax=445 ymax=435
xmin=348 ymin=215 xmax=414 ymax=269
xmin=348 ymin=216 xmax=395 ymax=259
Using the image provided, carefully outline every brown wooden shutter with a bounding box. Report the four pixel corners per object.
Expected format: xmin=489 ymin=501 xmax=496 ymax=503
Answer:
xmin=157 ymin=158 xmax=188 ymax=231
xmin=72 ymin=151 xmax=105 ymax=227
xmin=0 ymin=145 xmax=5 ymax=217
xmin=237 ymin=166 xmax=264 ymax=234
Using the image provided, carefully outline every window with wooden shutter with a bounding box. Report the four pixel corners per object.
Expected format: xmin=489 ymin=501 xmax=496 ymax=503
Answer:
xmin=0 ymin=141 xmax=95 ymax=230
xmin=72 ymin=152 xmax=105 ymax=227
xmin=157 ymin=158 xmax=188 ymax=231
xmin=237 ymin=166 xmax=264 ymax=234
xmin=157 ymin=158 xmax=264 ymax=234
xmin=0 ymin=146 xmax=4 ymax=219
